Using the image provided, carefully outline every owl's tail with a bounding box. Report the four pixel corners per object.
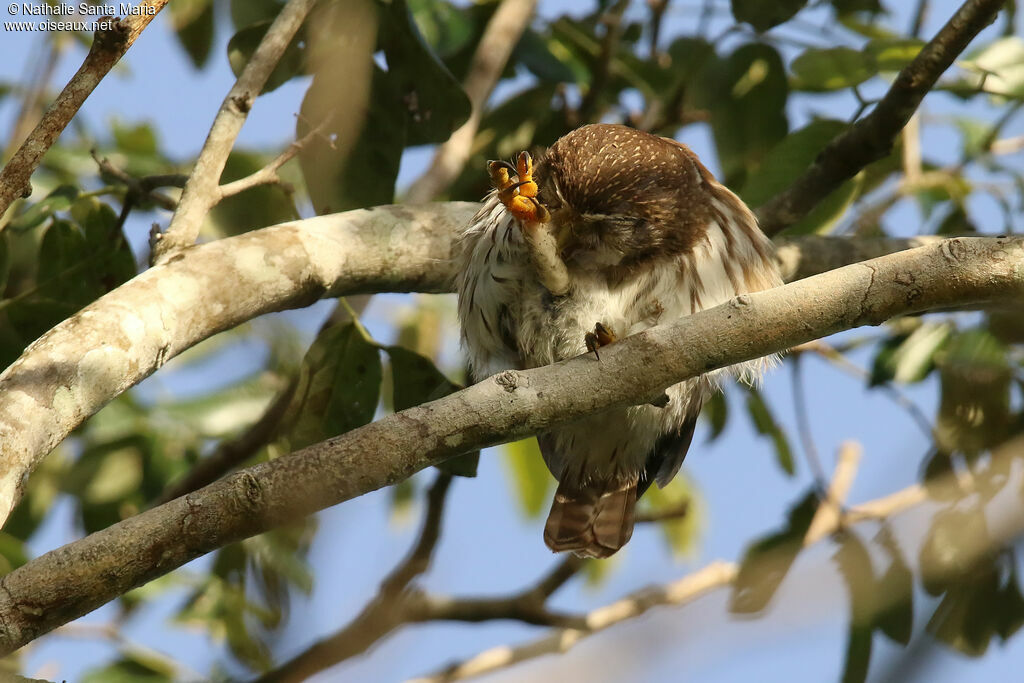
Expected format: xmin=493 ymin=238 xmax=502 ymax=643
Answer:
xmin=543 ymin=478 xmax=637 ymax=559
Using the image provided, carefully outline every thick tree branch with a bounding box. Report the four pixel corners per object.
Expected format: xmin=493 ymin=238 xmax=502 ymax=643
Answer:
xmin=0 ymin=0 xmax=169 ymax=220
xmin=404 ymin=0 xmax=539 ymax=203
xmin=151 ymin=0 xmax=317 ymax=263
xmin=0 ymin=236 xmax=1020 ymax=654
xmin=755 ymin=0 xmax=1006 ymax=235
xmin=0 ymin=203 xmax=478 ymax=527
xmin=0 ymin=198 xmax=941 ymax=528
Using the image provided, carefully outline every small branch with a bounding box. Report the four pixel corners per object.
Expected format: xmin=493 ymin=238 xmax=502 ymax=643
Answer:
xmin=804 ymin=441 xmax=862 ymax=545
xmin=756 ymin=0 xmax=1007 ymax=235
xmin=404 ymin=0 xmax=538 ymax=203
xmin=0 ymin=0 xmax=170 ymax=219
xmin=257 ymin=473 xmax=454 ymax=683
xmin=215 ymin=127 xmax=323 ymax=201
xmin=0 ymin=236 xmax=1020 ymax=653
xmin=92 ymin=151 xmax=185 ymax=211
xmin=409 ymin=561 xmax=740 ymax=683
xmin=151 ymin=0 xmax=318 ymax=263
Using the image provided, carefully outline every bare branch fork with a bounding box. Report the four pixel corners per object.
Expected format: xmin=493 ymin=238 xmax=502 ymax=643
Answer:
xmin=0 ymin=0 xmax=171 ymax=219
xmin=0 ymin=235 xmax=1020 ymax=654
xmin=150 ymin=0 xmax=319 ymax=263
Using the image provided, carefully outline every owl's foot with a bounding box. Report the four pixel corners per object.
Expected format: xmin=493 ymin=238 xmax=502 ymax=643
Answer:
xmin=584 ymin=322 xmax=617 ymax=360
xmin=488 ymin=151 xmax=550 ymax=224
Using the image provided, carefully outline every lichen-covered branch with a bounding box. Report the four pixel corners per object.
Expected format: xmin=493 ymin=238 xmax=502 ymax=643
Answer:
xmin=150 ymin=0 xmax=318 ymax=262
xmin=0 ymin=236 xmax=1020 ymax=654
xmin=0 ymin=198 xmax=946 ymax=529
xmin=0 ymin=203 xmax=479 ymax=528
xmin=0 ymin=0 xmax=170 ymax=219
xmin=756 ymin=0 xmax=1006 ymax=235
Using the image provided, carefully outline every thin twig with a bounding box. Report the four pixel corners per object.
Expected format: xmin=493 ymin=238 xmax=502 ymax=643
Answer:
xmin=404 ymin=0 xmax=538 ymax=203
xmin=791 ymin=355 xmax=828 ymax=490
xmin=0 ymin=0 xmax=170 ymax=219
xmin=151 ymin=0 xmax=317 ymax=263
xmin=756 ymin=0 xmax=1007 ymax=235
xmin=92 ymin=151 xmax=185 ymax=211
xmin=804 ymin=441 xmax=862 ymax=545
xmin=216 ymin=127 xmax=322 ymax=201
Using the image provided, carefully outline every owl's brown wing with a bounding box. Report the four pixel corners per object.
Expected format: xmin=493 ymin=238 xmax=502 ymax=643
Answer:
xmin=639 ymin=408 xmax=700 ymax=496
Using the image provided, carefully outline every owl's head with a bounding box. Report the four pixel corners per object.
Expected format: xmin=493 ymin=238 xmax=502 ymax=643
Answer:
xmin=531 ymin=124 xmax=722 ymax=272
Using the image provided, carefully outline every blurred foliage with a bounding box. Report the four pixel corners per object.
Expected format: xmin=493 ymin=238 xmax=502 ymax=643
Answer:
xmin=0 ymin=0 xmax=1021 ymax=680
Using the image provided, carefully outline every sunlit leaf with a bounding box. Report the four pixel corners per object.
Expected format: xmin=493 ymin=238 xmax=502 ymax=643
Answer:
xmin=744 ymin=386 xmax=795 ymax=476
xmin=693 ymin=43 xmax=789 ymax=187
xmin=501 ymin=437 xmax=554 ymax=518
xmin=791 ymin=47 xmax=876 ymax=91
xmin=869 ymin=322 xmax=953 ymax=386
xmin=278 ymin=322 xmax=382 ymax=451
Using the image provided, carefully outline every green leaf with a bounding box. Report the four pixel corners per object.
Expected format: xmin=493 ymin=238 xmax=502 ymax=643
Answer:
xmin=791 ymin=47 xmax=876 ymax=91
xmin=742 ymin=119 xmax=858 ymax=235
xmin=744 ymin=386 xmax=795 ymax=476
xmin=409 ymin=0 xmax=475 ymax=57
xmin=515 ymin=28 xmax=585 ymax=84
xmin=227 ymin=21 xmax=305 ymax=95
xmin=935 ymin=329 xmax=1011 ymax=456
xmin=386 ymin=346 xmax=477 ymax=477
xmin=959 ymin=37 xmax=1024 ymax=98
xmin=831 ymin=0 xmax=883 ymax=13
xmin=639 ymin=475 xmax=701 ymax=558
xmin=501 ymin=437 xmax=554 ymax=518
xmin=865 ymin=38 xmax=924 ymax=72
xmin=869 ymin=322 xmax=953 ymax=386
xmin=378 ymin=0 xmax=471 ymax=146
xmin=834 ymin=532 xmax=875 ymax=683
xmin=919 ymin=507 xmax=990 ymax=596
xmin=873 ymin=526 xmax=914 ymax=645
xmin=693 ymin=44 xmax=789 ymax=187
xmin=278 ymin=322 xmax=382 ymax=451
xmin=731 ymin=0 xmax=808 ymax=31
xmin=7 ymin=185 xmax=78 ymax=232
xmin=299 ymin=65 xmax=407 ymax=214
xmin=730 ymin=491 xmax=817 ymax=613
xmin=0 ymin=532 xmax=27 ymax=574
xmin=703 ymin=390 xmax=728 ymax=441
xmin=230 ymin=0 xmax=284 ymax=30
xmin=82 ymin=656 xmax=174 ymax=683
xmin=171 ymin=0 xmax=215 ymax=68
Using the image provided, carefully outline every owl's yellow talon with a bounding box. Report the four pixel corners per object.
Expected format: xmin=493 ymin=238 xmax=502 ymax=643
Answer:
xmin=488 ymin=151 xmax=548 ymax=223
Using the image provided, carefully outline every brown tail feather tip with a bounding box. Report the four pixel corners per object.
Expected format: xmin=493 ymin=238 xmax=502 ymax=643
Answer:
xmin=544 ymin=478 xmax=637 ymax=559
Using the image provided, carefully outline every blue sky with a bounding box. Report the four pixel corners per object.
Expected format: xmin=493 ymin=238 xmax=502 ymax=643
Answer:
xmin=1 ymin=1 xmax=1023 ymax=681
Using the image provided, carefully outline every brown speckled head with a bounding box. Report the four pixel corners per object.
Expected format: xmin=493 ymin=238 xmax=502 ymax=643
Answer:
xmin=532 ymin=123 xmax=728 ymax=274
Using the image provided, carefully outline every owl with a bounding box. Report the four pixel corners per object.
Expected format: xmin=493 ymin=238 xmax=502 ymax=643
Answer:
xmin=456 ymin=124 xmax=782 ymax=558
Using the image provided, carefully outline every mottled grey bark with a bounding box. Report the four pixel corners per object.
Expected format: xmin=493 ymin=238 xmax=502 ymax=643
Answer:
xmin=0 ymin=235 xmax=1020 ymax=654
